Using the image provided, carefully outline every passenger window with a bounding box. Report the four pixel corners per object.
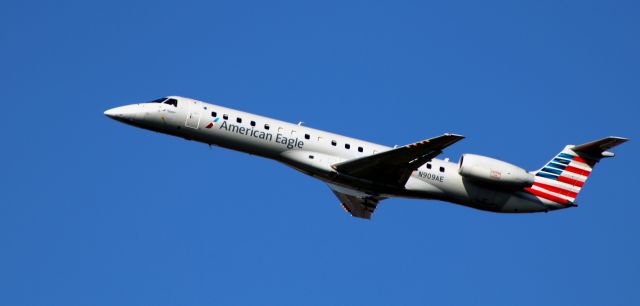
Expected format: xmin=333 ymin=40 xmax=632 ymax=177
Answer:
xmin=237 ymin=117 xmax=242 ymax=123
xmin=317 ymin=136 xmax=323 ymax=142
xmin=278 ymin=127 xmax=284 ymax=133
xmin=305 ymin=134 xmax=310 ymax=140
xmin=211 ymin=112 xmax=217 ymax=117
xmin=426 ymin=163 xmax=432 ymax=169
xmin=358 ymin=147 xmax=363 ymax=152
xmin=223 ymin=114 xmax=228 ymax=120
xmin=439 ymin=167 xmax=445 ymax=173
xmin=331 ymin=140 xmax=337 ymax=146
xmin=345 ymin=144 xmax=350 ymax=149
xmin=250 ymin=121 xmax=256 ymax=127
xmin=264 ymin=124 xmax=270 ymax=130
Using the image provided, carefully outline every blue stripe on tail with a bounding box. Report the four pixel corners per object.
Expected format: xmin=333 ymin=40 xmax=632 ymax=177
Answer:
xmin=542 ymin=167 xmax=563 ymax=175
xmin=536 ymin=172 xmax=558 ymax=180
xmin=547 ymin=162 xmax=567 ymax=170
xmin=558 ymin=153 xmax=575 ymax=160
xmin=553 ymin=158 xmax=571 ymax=165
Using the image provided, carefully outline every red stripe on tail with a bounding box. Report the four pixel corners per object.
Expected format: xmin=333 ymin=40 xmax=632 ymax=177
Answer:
xmin=524 ymin=187 xmax=569 ymax=205
xmin=557 ymin=175 xmax=585 ymax=187
xmin=533 ymin=182 xmax=578 ymax=198
xmin=573 ymin=155 xmax=596 ymax=166
xmin=564 ymin=166 xmax=591 ymax=177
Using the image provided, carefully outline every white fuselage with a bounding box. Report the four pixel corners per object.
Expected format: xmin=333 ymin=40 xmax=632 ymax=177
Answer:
xmin=105 ymin=96 xmax=560 ymax=214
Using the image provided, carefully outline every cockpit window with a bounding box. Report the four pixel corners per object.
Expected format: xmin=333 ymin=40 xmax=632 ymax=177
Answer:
xmin=150 ymin=97 xmax=167 ymax=103
xmin=164 ymin=98 xmax=178 ymax=107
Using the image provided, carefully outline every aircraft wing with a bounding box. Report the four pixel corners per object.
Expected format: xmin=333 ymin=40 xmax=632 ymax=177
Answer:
xmin=332 ymin=133 xmax=464 ymax=187
xmin=328 ymin=184 xmax=383 ymax=219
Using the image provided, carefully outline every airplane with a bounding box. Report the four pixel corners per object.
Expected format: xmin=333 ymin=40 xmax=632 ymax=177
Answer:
xmin=105 ymin=96 xmax=628 ymax=219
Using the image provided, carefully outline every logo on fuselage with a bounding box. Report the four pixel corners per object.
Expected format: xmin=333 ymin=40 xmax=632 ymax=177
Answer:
xmin=205 ymin=117 xmax=220 ymax=129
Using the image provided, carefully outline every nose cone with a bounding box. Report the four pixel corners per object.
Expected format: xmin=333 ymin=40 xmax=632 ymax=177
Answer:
xmin=104 ymin=104 xmax=142 ymax=122
xmin=103 ymin=107 xmax=119 ymax=118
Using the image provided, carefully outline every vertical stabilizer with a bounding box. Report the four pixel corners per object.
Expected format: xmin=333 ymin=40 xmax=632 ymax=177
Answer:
xmin=525 ymin=137 xmax=628 ymax=206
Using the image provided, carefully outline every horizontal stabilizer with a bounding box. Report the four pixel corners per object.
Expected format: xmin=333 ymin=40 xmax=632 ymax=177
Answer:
xmin=572 ymin=136 xmax=628 ymax=158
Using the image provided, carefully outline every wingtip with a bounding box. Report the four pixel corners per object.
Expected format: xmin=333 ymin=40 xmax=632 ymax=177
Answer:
xmin=444 ymin=133 xmax=465 ymax=139
xmin=609 ymin=136 xmax=629 ymax=142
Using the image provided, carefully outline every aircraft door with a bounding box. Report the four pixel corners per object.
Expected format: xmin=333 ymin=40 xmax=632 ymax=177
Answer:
xmin=185 ymin=102 xmax=201 ymax=129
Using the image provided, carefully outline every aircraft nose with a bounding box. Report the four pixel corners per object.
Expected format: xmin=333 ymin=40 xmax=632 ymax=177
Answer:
xmin=104 ymin=104 xmax=142 ymax=121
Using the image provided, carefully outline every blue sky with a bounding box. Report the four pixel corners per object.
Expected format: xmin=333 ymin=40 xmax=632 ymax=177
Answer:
xmin=1 ymin=1 xmax=639 ymax=305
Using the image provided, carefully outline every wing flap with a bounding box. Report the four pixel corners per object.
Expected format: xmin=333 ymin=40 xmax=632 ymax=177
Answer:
xmin=328 ymin=185 xmax=381 ymax=219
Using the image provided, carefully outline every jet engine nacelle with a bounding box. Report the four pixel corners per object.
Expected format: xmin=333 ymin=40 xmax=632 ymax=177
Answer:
xmin=458 ymin=154 xmax=534 ymax=188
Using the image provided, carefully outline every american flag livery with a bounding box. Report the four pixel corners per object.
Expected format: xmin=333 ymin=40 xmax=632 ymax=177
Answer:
xmin=524 ymin=146 xmax=597 ymax=206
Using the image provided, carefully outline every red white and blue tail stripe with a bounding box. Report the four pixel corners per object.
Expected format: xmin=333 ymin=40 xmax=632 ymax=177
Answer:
xmin=524 ymin=146 xmax=596 ymax=206
xmin=523 ymin=136 xmax=627 ymax=207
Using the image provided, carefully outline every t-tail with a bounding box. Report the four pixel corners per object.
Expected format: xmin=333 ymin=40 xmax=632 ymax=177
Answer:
xmin=525 ymin=136 xmax=628 ymax=207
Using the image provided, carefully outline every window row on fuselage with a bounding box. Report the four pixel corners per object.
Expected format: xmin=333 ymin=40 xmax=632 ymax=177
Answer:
xmin=210 ymin=110 xmax=367 ymax=153
xmin=425 ymin=162 xmax=446 ymax=173
xmin=150 ymin=99 xmax=445 ymax=172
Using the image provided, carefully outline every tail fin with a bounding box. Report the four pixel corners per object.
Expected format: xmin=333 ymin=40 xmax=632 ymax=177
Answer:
xmin=526 ymin=136 xmax=628 ymax=206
